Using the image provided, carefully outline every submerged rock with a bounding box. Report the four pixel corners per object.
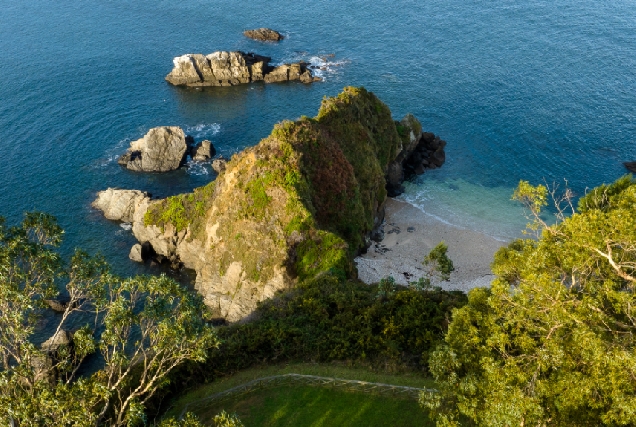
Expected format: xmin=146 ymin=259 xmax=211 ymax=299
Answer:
xmin=117 ymin=126 xmax=190 ymax=172
xmin=624 ymin=161 xmax=636 ymax=173
xmin=95 ymin=88 xmax=443 ymax=322
xmin=243 ymin=28 xmax=284 ymax=41
xmin=165 ymin=51 xmax=318 ymax=87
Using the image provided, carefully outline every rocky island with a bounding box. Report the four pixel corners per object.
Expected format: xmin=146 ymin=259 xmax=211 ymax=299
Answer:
xmin=117 ymin=126 xmax=215 ymax=172
xmin=165 ymin=51 xmax=319 ymax=87
xmin=243 ymin=28 xmax=284 ymax=41
xmin=94 ymin=87 xmax=446 ymax=321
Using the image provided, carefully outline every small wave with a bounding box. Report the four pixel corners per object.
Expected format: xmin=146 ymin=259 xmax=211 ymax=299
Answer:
xmin=277 ymin=53 xmax=349 ymax=82
xmin=184 ymin=123 xmax=221 ymax=140
xmin=306 ymin=56 xmax=349 ymax=81
xmin=186 ymin=160 xmax=210 ymax=176
xmin=96 ymin=137 xmax=130 ymax=168
xmin=120 ymin=222 xmax=132 ymax=231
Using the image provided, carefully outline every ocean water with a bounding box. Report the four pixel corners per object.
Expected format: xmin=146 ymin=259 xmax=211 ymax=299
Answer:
xmin=1 ymin=0 xmax=635 ymax=276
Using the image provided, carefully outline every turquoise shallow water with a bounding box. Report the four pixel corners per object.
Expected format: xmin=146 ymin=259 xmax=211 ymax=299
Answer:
xmin=1 ymin=0 xmax=635 ymax=275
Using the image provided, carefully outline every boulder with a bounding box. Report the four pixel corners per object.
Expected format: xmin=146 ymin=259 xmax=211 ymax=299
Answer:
xmin=243 ymin=28 xmax=284 ymax=42
xmin=92 ymin=188 xmax=151 ymax=222
xmin=117 ymin=126 xmax=190 ymax=172
xmin=165 ymin=51 xmax=317 ymax=87
xmin=42 ymin=329 xmax=71 ymax=353
xmin=212 ymin=157 xmax=228 ymax=173
xmin=129 ymin=241 xmax=155 ymax=263
xmin=45 ymin=299 xmax=68 ymax=312
xmin=192 ymin=140 xmax=216 ymax=161
xmin=129 ymin=244 xmax=143 ymax=262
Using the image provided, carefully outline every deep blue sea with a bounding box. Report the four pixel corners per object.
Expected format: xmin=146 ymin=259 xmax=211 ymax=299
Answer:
xmin=1 ymin=0 xmax=635 ymax=278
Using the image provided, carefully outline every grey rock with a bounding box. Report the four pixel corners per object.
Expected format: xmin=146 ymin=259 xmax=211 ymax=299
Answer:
xmin=45 ymin=299 xmax=68 ymax=312
xmin=212 ymin=157 xmax=228 ymax=173
xmin=42 ymin=329 xmax=71 ymax=353
xmin=118 ymin=126 xmax=189 ymax=172
xmin=166 ymin=51 xmax=317 ymax=87
xmin=243 ymin=28 xmax=284 ymax=41
xmin=92 ymin=188 xmax=151 ymax=222
xmin=624 ymin=161 xmax=636 ymax=173
xmin=192 ymin=140 xmax=216 ymax=161
xmin=129 ymin=244 xmax=144 ymax=262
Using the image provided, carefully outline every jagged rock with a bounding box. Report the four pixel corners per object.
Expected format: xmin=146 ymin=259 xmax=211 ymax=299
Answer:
xmin=117 ymin=126 xmax=190 ymax=172
xmin=92 ymin=188 xmax=151 ymax=222
xmin=45 ymin=299 xmax=68 ymax=312
xmin=385 ymin=114 xmax=422 ymax=196
xmin=129 ymin=244 xmax=143 ymax=262
xmin=165 ymin=51 xmax=317 ymax=87
xmin=243 ymin=28 xmax=284 ymax=41
xmin=299 ymin=70 xmax=314 ymax=83
xmin=42 ymin=329 xmax=71 ymax=353
xmin=400 ymin=130 xmax=447 ymax=184
xmin=130 ymin=242 xmax=155 ymax=263
xmin=192 ymin=140 xmax=216 ymax=161
xmin=211 ymin=157 xmax=227 ymax=173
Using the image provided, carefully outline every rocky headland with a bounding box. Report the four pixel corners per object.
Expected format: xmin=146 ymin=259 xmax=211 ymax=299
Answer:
xmin=243 ymin=28 xmax=284 ymax=42
xmin=94 ymin=87 xmax=446 ymax=321
xmin=165 ymin=51 xmax=319 ymax=87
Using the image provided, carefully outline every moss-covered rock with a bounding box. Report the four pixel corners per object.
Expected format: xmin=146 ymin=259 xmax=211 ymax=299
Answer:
xmin=125 ymin=87 xmax=427 ymax=321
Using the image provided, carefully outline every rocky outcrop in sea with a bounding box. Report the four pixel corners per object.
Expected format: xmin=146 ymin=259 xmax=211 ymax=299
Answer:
xmin=117 ymin=126 xmax=217 ymax=172
xmin=94 ymin=88 xmax=447 ymax=322
xmin=243 ymin=28 xmax=284 ymax=41
xmin=165 ymin=51 xmax=319 ymax=87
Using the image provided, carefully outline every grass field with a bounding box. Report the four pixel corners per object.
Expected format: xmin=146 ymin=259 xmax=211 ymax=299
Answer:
xmin=190 ymin=384 xmax=432 ymax=427
xmin=164 ymin=363 xmax=436 ymax=426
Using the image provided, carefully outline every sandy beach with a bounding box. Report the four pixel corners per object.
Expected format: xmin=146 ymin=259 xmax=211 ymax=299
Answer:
xmin=355 ymin=198 xmax=508 ymax=292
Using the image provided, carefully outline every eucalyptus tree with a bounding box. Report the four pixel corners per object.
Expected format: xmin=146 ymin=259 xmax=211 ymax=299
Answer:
xmin=0 ymin=213 xmax=218 ymax=426
xmin=421 ymin=176 xmax=636 ymax=426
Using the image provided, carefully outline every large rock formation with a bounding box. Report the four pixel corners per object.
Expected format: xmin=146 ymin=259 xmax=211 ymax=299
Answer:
xmin=92 ymin=188 xmax=151 ymax=222
xmin=117 ymin=127 xmax=191 ymax=172
xmin=165 ymin=51 xmax=319 ymax=87
xmin=243 ymin=28 xmax=284 ymax=42
xmin=94 ymin=87 xmax=446 ymax=322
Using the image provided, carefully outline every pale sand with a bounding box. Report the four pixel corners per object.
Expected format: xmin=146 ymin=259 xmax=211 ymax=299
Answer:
xmin=355 ymin=198 xmax=508 ymax=292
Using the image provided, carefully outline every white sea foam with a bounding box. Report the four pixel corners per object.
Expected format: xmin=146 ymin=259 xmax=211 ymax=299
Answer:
xmin=185 ymin=160 xmax=210 ymax=176
xmin=306 ymin=56 xmax=349 ymax=81
xmin=98 ymin=137 xmax=130 ymax=167
xmin=184 ymin=123 xmax=221 ymax=140
xmin=120 ymin=222 xmax=132 ymax=231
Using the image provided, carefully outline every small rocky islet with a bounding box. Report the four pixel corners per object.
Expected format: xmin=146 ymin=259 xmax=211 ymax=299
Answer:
xmin=117 ymin=126 xmax=217 ymax=172
xmin=243 ymin=27 xmax=284 ymax=42
xmin=95 ymin=87 xmax=447 ymax=322
xmin=165 ymin=50 xmax=320 ymax=87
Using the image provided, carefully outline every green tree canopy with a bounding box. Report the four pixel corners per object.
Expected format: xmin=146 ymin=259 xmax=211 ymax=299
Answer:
xmin=0 ymin=213 xmax=219 ymax=426
xmin=421 ymin=176 xmax=636 ymax=426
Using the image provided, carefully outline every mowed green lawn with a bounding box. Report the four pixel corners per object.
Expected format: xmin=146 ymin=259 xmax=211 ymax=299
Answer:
xmin=190 ymin=384 xmax=432 ymax=427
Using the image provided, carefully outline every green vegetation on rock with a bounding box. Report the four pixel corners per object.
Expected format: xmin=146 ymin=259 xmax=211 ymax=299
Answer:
xmin=142 ymin=87 xmax=417 ymax=305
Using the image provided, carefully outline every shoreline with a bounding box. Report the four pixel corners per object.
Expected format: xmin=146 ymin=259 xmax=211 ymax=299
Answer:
xmin=355 ymin=198 xmax=507 ymax=292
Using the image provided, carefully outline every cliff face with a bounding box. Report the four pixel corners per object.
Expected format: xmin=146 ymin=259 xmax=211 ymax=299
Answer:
xmin=97 ymin=87 xmax=429 ymax=321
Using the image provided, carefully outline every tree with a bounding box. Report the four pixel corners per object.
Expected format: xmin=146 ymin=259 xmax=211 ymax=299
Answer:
xmin=0 ymin=213 xmax=219 ymax=426
xmin=421 ymin=176 xmax=636 ymax=426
